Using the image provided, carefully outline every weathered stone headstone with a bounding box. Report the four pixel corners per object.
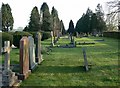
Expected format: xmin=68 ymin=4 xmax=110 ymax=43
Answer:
xmin=82 ymin=48 xmax=89 ymax=71
xmin=51 ymin=31 xmax=54 ymax=46
xmin=70 ymin=33 xmax=73 ymax=44
xmin=35 ymin=32 xmax=43 ymax=64
xmin=28 ymin=36 xmax=37 ymax=71
xmin=18 ymin=37 xmax=31 ymax=80
xmin=2 ymin=41 xmax=18 ymax=86
xmin=0 ymin=64 xmax=2 ymax=87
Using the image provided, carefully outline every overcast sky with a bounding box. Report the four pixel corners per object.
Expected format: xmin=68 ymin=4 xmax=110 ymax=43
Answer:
xmin=0 ymin=0 xmax=110 ymax=29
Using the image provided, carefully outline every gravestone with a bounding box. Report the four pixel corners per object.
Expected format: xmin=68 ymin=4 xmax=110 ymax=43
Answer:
xmin=69 ymin=33 xmax=73 ymax=44
xmin=18 ymin=37 xmax=31 ymax=80
xmin=0 ymin=64 xmax=2 ymax=87
xmin=28 ymin=36 xmax=37 ymax=71
xmin=82 ymin=48 xmax=89 ymax=71
xmin=2 ymin=41 xmax=18 ymax=86
xmin=51 ymin=31 xmax=54 ymax=46
xmin=35 ymin=32 xmax=43 ymax=64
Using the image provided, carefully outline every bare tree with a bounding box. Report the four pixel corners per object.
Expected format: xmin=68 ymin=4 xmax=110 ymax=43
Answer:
xmin=106 ymin=0 xmax=120 ymax=31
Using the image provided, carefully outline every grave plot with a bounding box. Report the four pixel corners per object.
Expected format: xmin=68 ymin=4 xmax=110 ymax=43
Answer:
xmin=2 ymin=36 xmax=118 ymax=87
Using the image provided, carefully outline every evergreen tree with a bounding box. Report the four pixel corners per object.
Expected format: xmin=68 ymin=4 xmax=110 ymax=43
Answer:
xmin=51 ymin=7 xmax=61 ymax=32
xmin=75 ymin=8 xmax=93 ymax=34
xmin=23 ymin=26 xmax=29 ymax=31
xmin=75 ymin=14 xmax=85 ymax=33
xmin=95 ymin=4 xmax=107 ymax=33
xmin=0 ymin=9 xmax=2 ymax=31
xmin=40 ymin=2 xmax=51 ymax=32
xmin=60 ymin=20 xmax=66 ymax=35
xmin=1 ymin=3 xmax=14 ymax=32
xmin=24 ymin=6 xmax=40 ymax=32
xmin=91 ymin=13 xmax=97 ymax=31
xmin=51 ymin=6 xmax=61 ymax=42
xmin=67 ymin=20 xmax=75 ymax=34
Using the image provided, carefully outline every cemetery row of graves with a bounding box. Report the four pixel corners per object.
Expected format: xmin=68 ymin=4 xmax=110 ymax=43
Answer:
xmin=0 ymin=32 xmax=119 ymax=87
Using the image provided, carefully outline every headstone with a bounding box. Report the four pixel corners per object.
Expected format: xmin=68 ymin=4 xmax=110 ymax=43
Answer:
xmin=35 ymin=32 xmax=43 ymax=64
xmin=70 ymin=33 xmax=73 ymax=43
xmin=76 ymin=32 xmax=79 ymax=38
xmin=0 ymin=64 xmax=2 ymax=87
xmin=82 ymin=48 xmax=89 ymax=71
xmin=51 ymin=31 xmax=54 ymax=46
xmin=2 ymin=41 xmax=18 ymax=86
xmin=28 ymin=36 xmax=37 ymax=71
xmin=18 ymin=37 xmax=31 ymax=80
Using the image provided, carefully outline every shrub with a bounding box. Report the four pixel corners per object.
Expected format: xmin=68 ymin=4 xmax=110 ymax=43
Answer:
xmin=41 ymin=32 xmax=51 ymax=41
xmin=29 ymin=31 xmax=51 ymax=41
xmin=13 ymin=31 xmax=32 ymax=48
xmin=103 ymin=32 xmax=120 ymax=39
xmin=1 ymin=32 xmax=13 ymax=47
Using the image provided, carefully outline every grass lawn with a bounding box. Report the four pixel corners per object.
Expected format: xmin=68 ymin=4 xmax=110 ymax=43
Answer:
xmin=1 ymin=36 xmax=119 ymax=86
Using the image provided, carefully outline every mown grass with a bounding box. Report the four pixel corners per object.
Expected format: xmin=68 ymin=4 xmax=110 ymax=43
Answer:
xmin=20 ymin=36 xmax=119 ymax=87
xmin=1 ymin=36 xmax=119 ymax=86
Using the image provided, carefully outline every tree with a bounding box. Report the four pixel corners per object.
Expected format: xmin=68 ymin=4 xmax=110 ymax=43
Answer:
xmin=75 ymin=8 xmax=93 ymax=34
xmin=75 ymin=14 xmax=85 ymax=33
xmin=40 ymin=2 xmax=51 ymax=32
xmin=95 ymin=4 xmax=107 ymax=33
xmin=106 ymin=0 xmax=119 ymax=31
xmin=0 ymin=9 xmax=2 ymax=31
xmin=60 ymin=20 xmax=66 ymax=35
xmin=51 ymin=7 xmax=61 ymax=32
xmin=67 ymin=20 xmax=75 ymax=34
xmin=1 ymin=3 xmax=14 ymax=32
xmin=51 ymin=6 xmax=61 ymax=43
xmin=24 ymin=6 xmax=40 ymax=32
xmin=23 ymin=26 xmax=29 ymax=31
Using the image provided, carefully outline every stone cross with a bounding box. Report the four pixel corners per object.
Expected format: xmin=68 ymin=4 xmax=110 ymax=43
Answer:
xmin=3 ymin=41 xmax=11 ymax=71
xmin=35 ymin=32 xmax=43 ymax=64
xmin=2 ymin=41 xmax=18 ymax=86
xmin=28 ymin=36 xmax=37 ymax=70
xmin=82 ymin=48 xmax=89 ymax=71
xmin=18 ymin=37 xmax=31 ymax=80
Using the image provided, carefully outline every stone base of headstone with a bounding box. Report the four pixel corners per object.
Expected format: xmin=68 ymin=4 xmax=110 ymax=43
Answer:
xmin=18 ymin=70 xmax=31 ymax=80
xmin=36 ymin=55 xmax=44 ymax=65
xmin=0 ymin=65 xmax=2 ymax=88
xmin=2 ymin=70 xmax=19 ymax=87
xmin=30 ymin=63 xmax=37 ymax=72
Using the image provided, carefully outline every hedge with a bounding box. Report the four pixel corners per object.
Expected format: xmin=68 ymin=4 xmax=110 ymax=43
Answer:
xmin=0 ymin=32 xmax=13 ymax=47
xmin=29 ymin=31 xmax=51 ymax=41
xmin=41 ymin=32 xmax=51 ymax=41
xmin=103 ymin=32 xmax=120 ymax=39
xmin=13 ymin=31 xmax=32 ymax=48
